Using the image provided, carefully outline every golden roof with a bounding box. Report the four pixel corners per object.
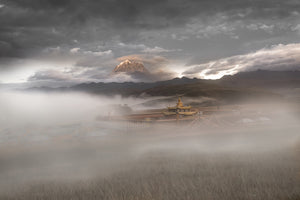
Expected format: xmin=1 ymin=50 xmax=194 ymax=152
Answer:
xmin=177 ymin=97 xmax=183 ymax=107
xmin=163 ymin=98 xmax=197 ymax=116
xmin=167 ymin=97 xmax=192 ymax=110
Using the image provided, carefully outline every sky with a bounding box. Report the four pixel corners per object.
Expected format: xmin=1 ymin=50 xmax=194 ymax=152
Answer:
xmin=0 ymin=0 xmax=300 ymax=85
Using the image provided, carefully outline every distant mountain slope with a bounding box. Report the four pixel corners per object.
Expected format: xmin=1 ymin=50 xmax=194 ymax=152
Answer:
xmin=68 ymin=77 xmax=202 ymax=95
xmin=28 ymin=70 xmax=300 ymax=100
xmin=140 ymin=82 xmax=281 ymax=103
xmin=219 ymin=70 xmax=300 ymax=88
xmin=223 ymin=70 xmax=300 ymax=80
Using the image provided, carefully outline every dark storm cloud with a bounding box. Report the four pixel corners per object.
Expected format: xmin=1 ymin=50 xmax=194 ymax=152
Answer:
xmin=1 ymin=0 xmax=300 ymax=83
xmin=1 ymin=0 xmax=300 ymax=58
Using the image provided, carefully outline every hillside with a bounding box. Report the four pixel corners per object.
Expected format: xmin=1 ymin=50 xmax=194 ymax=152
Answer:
xmin=219 ymin=70 xmax=300 ymax=88
xmin=28 ymin=70 xmax=300 ymax=102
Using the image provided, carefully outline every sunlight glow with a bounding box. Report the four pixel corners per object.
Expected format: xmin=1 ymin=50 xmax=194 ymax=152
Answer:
xmin=200 ymin=65 xmax=240 ymax=79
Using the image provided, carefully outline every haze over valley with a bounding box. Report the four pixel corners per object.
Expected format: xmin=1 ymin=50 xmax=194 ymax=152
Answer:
xmin=0 ymin=0 xmax=300 ymax=199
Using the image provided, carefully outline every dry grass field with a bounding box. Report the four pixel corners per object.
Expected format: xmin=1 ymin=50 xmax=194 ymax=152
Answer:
xmin=0 ymin=124 xmax=299 ymax=200
xmin=1 ymin=151 xmax=299 ymax=200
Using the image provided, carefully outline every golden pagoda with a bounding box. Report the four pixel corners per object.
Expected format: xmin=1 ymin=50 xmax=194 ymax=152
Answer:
xmin=163 ymin=97 xmax=197 ymax=116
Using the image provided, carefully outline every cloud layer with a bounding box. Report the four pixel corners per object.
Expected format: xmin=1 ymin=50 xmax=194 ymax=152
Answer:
xmin=1 ymin=0 xmax=300 ymax=83
xmin=183 ymin=43 xmax=300 ymax=79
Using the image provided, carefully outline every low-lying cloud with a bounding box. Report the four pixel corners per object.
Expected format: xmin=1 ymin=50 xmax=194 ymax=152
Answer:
xmin=0 ymin=90 xmax=299 ymax=197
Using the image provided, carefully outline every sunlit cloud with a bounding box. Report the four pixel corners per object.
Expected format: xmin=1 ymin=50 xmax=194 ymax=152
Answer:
xmin=183 ymin=43 xmax=300 ymax=79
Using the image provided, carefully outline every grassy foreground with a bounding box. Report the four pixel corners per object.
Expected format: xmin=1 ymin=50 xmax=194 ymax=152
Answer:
xmin=1 ymin=150 xmax=299 ymax=200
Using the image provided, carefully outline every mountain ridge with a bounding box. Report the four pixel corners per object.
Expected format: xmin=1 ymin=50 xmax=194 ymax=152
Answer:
xmin=27 ymin=70 xmax=300 ymax=100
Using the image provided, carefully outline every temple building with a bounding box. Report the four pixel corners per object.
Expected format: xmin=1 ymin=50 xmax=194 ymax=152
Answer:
xmin=163 ymin=98 xmax=197 ymax=117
